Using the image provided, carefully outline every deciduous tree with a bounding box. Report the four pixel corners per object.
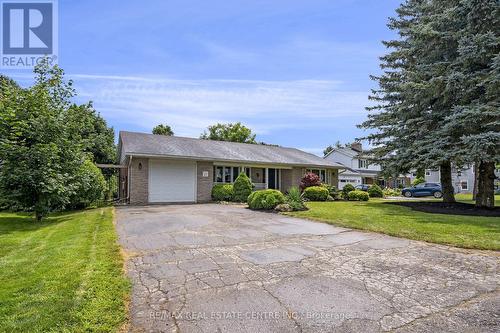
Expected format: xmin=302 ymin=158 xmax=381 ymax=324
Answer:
xmin=152 ymin=124 xmax=174 ymax=136
xmin=200 ymin=122 xmax=256 ymax=143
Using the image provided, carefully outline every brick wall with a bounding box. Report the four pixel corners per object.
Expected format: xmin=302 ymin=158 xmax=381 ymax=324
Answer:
xmin=129 ymin=157 xmax=149 ymax=204
xmin=197 ymin=161 xmax=213 ymax=202
xmin=281 ymin=167 xmax=304 ymax=192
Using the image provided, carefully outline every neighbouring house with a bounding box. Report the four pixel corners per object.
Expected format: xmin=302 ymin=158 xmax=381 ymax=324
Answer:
xmin=408 ymin=165 xmax=500 ymax=194
xmin=117 ymin=131 xmax=344 ymax=204
xmin=324 ymin=142 xmax=385 ymax=189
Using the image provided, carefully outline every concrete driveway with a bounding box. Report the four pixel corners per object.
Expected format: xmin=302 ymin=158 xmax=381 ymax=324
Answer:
xmin=115 ymin=204 xmax=499 ymax=333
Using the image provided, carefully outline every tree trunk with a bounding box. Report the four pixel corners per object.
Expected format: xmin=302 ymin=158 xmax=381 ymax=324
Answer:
xmin=440 ymin=161 xmax=456 ymax=203
xmin=35 ymin=211 xmax=43 ymax=222
xmin=475 ymin=161 xmax=495 ymax=209
xmin=472 ymin=162 xmax=479 ymax=200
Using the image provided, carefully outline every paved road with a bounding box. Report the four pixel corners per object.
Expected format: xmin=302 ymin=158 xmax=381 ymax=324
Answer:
xmin=115 ymin=204 xmax=499 ymax=333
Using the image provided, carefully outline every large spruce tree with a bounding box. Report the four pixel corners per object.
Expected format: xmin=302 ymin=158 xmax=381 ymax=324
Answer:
xmin=360 ymin=0 xmax=498 ymax=206
xmin=441 ymin=0 xmax=499 ymax=208
xmin=360 ymin=0 xmax=460 ymax=202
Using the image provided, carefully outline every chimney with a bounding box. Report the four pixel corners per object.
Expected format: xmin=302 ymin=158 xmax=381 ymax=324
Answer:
xmin=351 ymin=142 xmax=362 ymax=152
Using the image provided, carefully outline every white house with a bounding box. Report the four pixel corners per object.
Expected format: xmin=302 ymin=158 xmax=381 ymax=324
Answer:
xmin=409 ymin=165 xmax=499 ymax=194
xmin=324 ymin=143 xmax=382 ymax=190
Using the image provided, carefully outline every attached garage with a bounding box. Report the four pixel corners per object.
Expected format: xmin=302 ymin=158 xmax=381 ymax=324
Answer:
xmin=148 ymin=159 xmax=196 ymax=203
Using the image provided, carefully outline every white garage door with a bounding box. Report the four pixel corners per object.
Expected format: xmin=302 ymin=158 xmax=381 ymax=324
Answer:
xmin=149 ymin=160 xmax=196 ymax=203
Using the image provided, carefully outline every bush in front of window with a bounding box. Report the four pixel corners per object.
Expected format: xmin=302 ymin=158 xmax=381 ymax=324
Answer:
xmin=348 ymin=190 xmax=369 ymax=201
xmin=342 ymin=183 xmax=355 ymax=199
xmin=299 ymin=172 xmax=321 ymax=190
xmin=211 ymin=184 xmax=234 ymax=201
xmin=247 ymin=189 xmax=285 ymax=210
xmin=367 ymin=184 xmax=383 ymax=198
xmin=303 ymin=186 xmax=329 ymax=201
xmin=233 ymin=173 xmax=253 ymax=202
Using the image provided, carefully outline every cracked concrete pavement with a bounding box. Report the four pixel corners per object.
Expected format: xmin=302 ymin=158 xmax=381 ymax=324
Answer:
xmin=115 ymin=204 xmax=499 ymax=333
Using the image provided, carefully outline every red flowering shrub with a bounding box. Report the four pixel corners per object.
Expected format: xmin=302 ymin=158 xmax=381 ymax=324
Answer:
xmin=299 ymin=172 xmax=321 ymax=190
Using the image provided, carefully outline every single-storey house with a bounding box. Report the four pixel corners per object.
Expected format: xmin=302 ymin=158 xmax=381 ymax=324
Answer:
xmin=117 ymin=131 xmax=344 ymax=204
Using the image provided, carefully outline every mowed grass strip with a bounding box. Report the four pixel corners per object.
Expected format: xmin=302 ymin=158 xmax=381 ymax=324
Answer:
xmin=0 ymin=208 xmax=130 ymax=333
xmin=286 ymin=199 xmax=500 ymax=250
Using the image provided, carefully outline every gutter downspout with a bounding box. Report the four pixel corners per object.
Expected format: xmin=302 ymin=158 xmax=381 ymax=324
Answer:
xmin=126 ymin=156 xmax=132 ymax=203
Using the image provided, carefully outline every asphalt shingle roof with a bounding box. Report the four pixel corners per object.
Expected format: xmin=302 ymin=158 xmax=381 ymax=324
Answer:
xmin=119 ymin=131 xmax=343 ymax=168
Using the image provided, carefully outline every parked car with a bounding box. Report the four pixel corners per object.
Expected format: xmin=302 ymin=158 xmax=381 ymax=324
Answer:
xmin=354 ymin=184 xmax=370 ymax=191
xmin=402 ymin=183 xmax=443 ymax=198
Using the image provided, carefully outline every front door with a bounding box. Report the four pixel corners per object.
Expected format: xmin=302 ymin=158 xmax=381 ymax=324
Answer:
xmin=268 ymin=168 xmax=280 ymax=190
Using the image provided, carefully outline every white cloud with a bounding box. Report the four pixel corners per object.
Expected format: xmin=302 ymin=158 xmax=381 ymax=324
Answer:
xmin=68 ymin=74 xmax=369 ymax=137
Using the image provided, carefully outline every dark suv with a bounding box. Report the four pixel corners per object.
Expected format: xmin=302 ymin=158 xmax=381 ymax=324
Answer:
xmin=402 ymin=183 xmax=443 ymax=198
xmin=355 ymin=184 xmax=370 ymax=191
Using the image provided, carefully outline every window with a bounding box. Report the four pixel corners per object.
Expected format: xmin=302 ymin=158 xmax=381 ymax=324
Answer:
xmin=461 ymin=181 xmax=468 ymax=190
xmin=306 ymin=169 xmax=327 ymax=182
xmin=214 ymin=166 xmax=223 ymax=183
xmin=224 ymin=167 xmax=231 ymax=183
xmin=214 ymin=165 xmax=242 ymax=183
xmin=425 ymin=171 xmax=431 ymax=176
xmin=358 ymin=159 xmax=368 ymax=169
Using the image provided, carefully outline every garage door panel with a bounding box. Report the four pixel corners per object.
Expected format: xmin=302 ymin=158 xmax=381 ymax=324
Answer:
xmin=149 ymin=160 xmax=196 ymax=202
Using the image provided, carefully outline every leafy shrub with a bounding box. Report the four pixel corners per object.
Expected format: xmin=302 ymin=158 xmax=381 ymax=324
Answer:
xmin=323 ymin=184 xmax=341 ymax=200
xmin=105 ymin=174 xmax=118 ymax=201
xmin=69 ymin=159 xmax=107 ymax=209
xmin=285 ymin=186 xmax=307 ymax=211
xmin=211 ymin=184 xmax=234 ymax=201
xmin=247 ymin=189 xmax=285 ymax=210
xmin=412 ymin=177 xmax=425 ymax=186
xmin=303 ymin=186 xmax=329 ymax=201
xmin=342 ymin=183 xmax=355 ymax=199
xmin=367 ymin=184 xmax=383 ymax=198
xmin=300 ymin=172 xmax=321 ymax=190
xmin=382 ymin=188 xmax=401 ymax=197
xmin=233 ymin=173 xmax=253 ymax=202
xmin=348 ymin=190 xmax=369 ymax=201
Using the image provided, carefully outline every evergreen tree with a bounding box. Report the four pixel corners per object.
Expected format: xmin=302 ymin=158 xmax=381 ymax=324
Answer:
xmin=359 ymin=0 xmax=463 ymax=203
xmin=441 ymin=0 xmax=499 ymax=208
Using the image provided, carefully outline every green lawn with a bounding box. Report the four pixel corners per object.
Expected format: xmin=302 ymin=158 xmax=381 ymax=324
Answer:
xmin=0 ymin=208 xmax=130 ymax=333
xmin=286 ymin=199 xmax=500 ymax=250
xmin=455 ymin=193 xmax=500 ymax=206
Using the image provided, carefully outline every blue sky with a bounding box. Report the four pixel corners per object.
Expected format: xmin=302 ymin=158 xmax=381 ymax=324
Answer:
xmin=4 ymin=0 xmax=401 ymax=155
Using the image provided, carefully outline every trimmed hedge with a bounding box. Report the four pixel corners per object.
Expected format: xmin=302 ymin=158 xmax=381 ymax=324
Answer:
xmin=303 ymin=186 xmax=329 ymax=201
xmin=233 ymin=173 xmax=253 ymax=202
xmin=367 ymin=184 xmax=383 ymax=198
xmin=348 ymin=190 xmax=369 ymax=201
xmin=211 ymin=184 xmax=234 ymax=201
xmin=247 ymin=189 xmax=285 ymax=210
